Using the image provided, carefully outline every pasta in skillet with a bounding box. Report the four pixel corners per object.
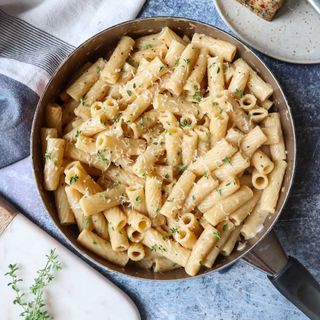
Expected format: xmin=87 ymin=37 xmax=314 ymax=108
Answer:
xmin=42 ymin=27 xmax=287 ymax=276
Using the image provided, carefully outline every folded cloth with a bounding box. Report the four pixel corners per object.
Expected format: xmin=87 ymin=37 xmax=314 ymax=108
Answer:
xmin=0 ymin=0 xmax=145 ymax=168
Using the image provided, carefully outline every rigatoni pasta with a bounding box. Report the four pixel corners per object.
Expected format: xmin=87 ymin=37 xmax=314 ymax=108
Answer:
xmin=42 ymin=27 xmax=287 ymax=276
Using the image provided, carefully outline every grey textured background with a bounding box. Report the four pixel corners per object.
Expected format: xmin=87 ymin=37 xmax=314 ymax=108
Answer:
xmin=0 ymin=0 xmax=319 ymax=319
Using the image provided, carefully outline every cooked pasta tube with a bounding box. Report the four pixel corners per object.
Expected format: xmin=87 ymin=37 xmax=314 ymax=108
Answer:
xmin=256 ymin=160 xmax=287 ymax=214
xmin=179 ymin=213 xmax=203 ymax=237
xmin=64 ymin=142 xmax=110 ymax=172
xmin=164 ymin=44 xmax=199 ymax=96
xmin=229 ymin=102 xmax=253 ymax=133
xmin=65 ymin=186 xmax=93 ymax=232
xmin=62 ymin=99 xmax=78 ymax=125
xmin=220 ymin=225 xmax=242 ymax=256
xmin=91 ymin=212 xmax=109 ymax=240
xmin=189 ymin=139 xmax=237 ymax=176
xmin=121 ymin=57 xmax=167 ymax=100
xmin=252 ymin=169 xmax=269 ymax=190
xmin=91 ymin=99 xmax=119 ymax=119
xmin=175 ymin=228 xmax=197 ymax=249
xmin=194 ymin=125 xmax=210 ymax=156
xmin=268 ymin=114 xmax=286 ymax=161
xmin=103 ymin=165 xmax=144 ymax=186
xmin=64 ymin=161 xmax=102 ymax=195
xmin=155 ymin=165 xmax=174 ymax=182
xmin=207 ymin=56 xmax=225 ymax=96
xmin=249 ymin=107 xmax=268 ymax=123
xmin=252 ymin=149 xmax=274 ymax=174
xmin=46 ymin=103 xmax=62 ymax=135
xmin=182 ymin=131 xmax=198 ymax=166
xmin=127 ymin=209 xmax=152 ymax=233
xmin=228 ymin=64 xmax=250 ymax=94
xmin=79 ymin=185 xmax=125 ymax=216
xmin=134 ymin=33 xmax=161 ymax=50
xmin=74 ymin=114 xmax=108 ymax=137
xmin=164 ymin=127 xmax=183 ymax=170
xmin=108 ymin=223 xmax=129 ymax=252
xmin=209 ymin=107 xmax=229 ymax=147
xmin=204 ymin=186 xmax=253 ymax=226
xmin=101 ymin=36 xmax=135 ymax=84
xmin=230 ymin=190 xmax=261 ymax=226
xmin=145 ymin=176 xmax=163 ymax=218
xmin=261 ymin=99 xmax=273 ymax=110
xmin=164 ymin=39 xmax=186 ymax=67
xmin=184 ymin=224 xmax=219 ymax=276
xmin=131 ymin=45 xmax=167 ymax=63
xmin=104 ymin=206 xmax=127 ymax=231
xmin=233 ymin=58 xmax=273 ymax=101
xmin=44 ymin=138 xmax=65 ymax=191
xmin=126 ymin=185 xmax=148 ymax=214
xmin=128 ymin=243 xmax=145 ymax=261
xmin=183 ymin=174 xmax=219 ymax=212
xmin=262 ymin=113 xmax=282 ymax=145
xmin=160 ymin=170 xmax=196 ymax=218
xmin=198 ymin=177 xmax=240 ymax=213
xmin=77 ymin=229 xmax=129 ymax=266
xmin=184 ymin=47 xmax=208 ymax=96
xmin=225 ymin=128 xmax=244 ymax=147
xmin=240 ymin=126 xmax=267 ymax=157
xmin=153 ymin=257 xmax=181 ymax=272
xmin=192 ymin=33 xmax=237 ymax=62
xmin=66 ymin=58 xmax=105 ymax=101
xmin=41 ymin=128 xmax=58 ymax=157
xmin=54 ymin=175 xmax=75 ymax=225
xmin=132 ymin=143 xmax=165 ymax=177
xmin=214 ymin=151 xmax=250 ymax=181
xmin=159 ymin=27 xmax=186 ymax=46
xmin=121 ymin=89 xmax=154 ymax=123
xmin=143 ymin=228 xmax=191 ymax=267
xmin=239 ymin=94 xmax=257 ymax=110
xmin=83 ymin=79 xmax=109 ymax=107
xmin=202 ymin=220 xmax=235 ymax=268
xmin=127 ymin=226 xmax=144 ymax=243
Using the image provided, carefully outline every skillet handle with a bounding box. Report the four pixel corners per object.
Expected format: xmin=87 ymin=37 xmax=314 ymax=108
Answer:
xmin=268 ymin=257 xmax=320 ymax=320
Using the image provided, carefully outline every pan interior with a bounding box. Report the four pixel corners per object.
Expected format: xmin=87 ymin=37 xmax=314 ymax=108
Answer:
xmin=31 ymin=17 xmax=295 ymax=280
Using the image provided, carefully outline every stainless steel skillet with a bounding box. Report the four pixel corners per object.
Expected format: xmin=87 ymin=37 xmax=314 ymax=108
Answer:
xmin=30 ymin=17 xmax=320 ymax=319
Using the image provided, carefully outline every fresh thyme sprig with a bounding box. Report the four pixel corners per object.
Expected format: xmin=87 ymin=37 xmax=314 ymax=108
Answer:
xmin=5 ymin=249 xmax=62 ymax=320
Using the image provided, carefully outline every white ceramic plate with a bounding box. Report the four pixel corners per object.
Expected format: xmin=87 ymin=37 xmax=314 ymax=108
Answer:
xmin=214 ymin=0 xmax=320 ymax=64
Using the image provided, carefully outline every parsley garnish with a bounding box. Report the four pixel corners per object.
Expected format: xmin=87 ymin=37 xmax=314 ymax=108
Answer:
xmin=159 ymin=66 xmax=165 ymax=72
xmin=164 ymin=174 xmax=170 ymax=179
xmin=180 ymin=119 xmax=192 ymax=128
xmin=192 ymin=91 xmax=203 ymax=102
xmin=204 ymin=172 xmax=209 ymax=179
xmin=151 ymin=244 xmax=157 ymax=252
xmin=69 ymin=175 xmax=79 ymax=184
xmin=175 ymin=59 xmax=180 ymax=66
xmin=96 ymin=66 xmax=102 ymax=73
xmin=140 ymin=170 xmax=146 ymax=178
xmin=127 ymin=90 xmax=132 ymax=97
xmin=213 ymin=231 xmax=221 ymax=239
xmin=97 ymin=151 xmax=109 ymax=164
xmin=212 ymin=101 xmax=219 ymax=106
xmin=5 ymin=249 xmax=62 ymax=320
xmin=235 ymin=88 xmax=244 ymax=97
xmin=170 ymin=228 xmax=179 ymax=235
xmin=93 ymin=240 xmax=97 ymax=245
xmin=75 ymin=130 xmax=81 ymax=138
xmin=144 ymin=44 xmax=152 ymax=50
xmin=192 ymin=195 xmax=196 ymax=201
xmin=44 ymin=152 xmax=52 ymax=161
xmin=222 ymin=157 xmax=231 ymax=164
xmin=216 ymin=188 xmax=222 ymax=196
xmin=222 ymin=223 xmax=228 ymax=232
xmin=112 ymin=114 xmax=121 ymax=122
xmin=133 ymin=83 xmax=136 ymax=89
xmin=135 ymin=196 xmax=142 ymax=203
xmin=178 ymin=164 xmax=187 ymax=172
xmin=184 ymin=58 xmax=191 ymax=65
xmin=216 ymin=67 xmax=220 ymax=73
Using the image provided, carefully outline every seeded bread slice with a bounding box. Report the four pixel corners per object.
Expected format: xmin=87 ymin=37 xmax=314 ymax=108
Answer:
xmin=236 ymin=0 xmax=284 ymax=21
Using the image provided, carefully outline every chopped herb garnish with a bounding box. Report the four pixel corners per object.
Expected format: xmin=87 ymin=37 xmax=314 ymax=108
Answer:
xmin=69 ymin=175 xmax=79 ymax=184
xmin=135 ymin=196 xmax=142 ymax=203
xmin=127 ymin=90 xmax=132 ymax=97
xmin=97 ymin=151 xmax=109 ymax=164
xmin=212 ymin=101 xmax=219 ymax=106
xmin=133 ymin=83 xmax=136 ymax=89
xmin=175 ymin=59 xmax=180 ymax=66
xmin=44 ymin=152 xmax=52 ymax=161
xmin=184 ymin=58 xmax=191 ymax=65
xmin=216 ymin=188 xmax=222 ymax=196
xmin=222 ymin=157 xmax=231 ymax=164
xmin=192 ymin=91 xmax=203 ymax=102
xmin=96 ymin=66 xmax=102 ymax=73
xmin=213 ymin=231 xmax=221 ymax=239
xmin=164 ymin=174 xmax=170 ymax=179
xmin=159 ymin=65 xmax=165 ymax=72
xmin=204 ymin=172 xmax=209 ymax=179
xmin=216 ymin=67 xmax=220 ymax=74
xmin=170 ymin=227 xmax=179 ymax=235
xmin=222 ymin=223 xmax=228 ymax=232
xmin=144 ymin=44 xmax=153 ymax=50
xmin=150 ymin=244 xmax=157 ymax=252
xmin=178 ymin=163 xmax=187 ymax=172
xmin=235 ymin=88 xmax=244 ymax=97
xmin=93 ymin=240 xmax=97 ymax=245
xmin=140 ymin=170 xmax=146 ymax=178
xmin=112 ymin=114 xmax=122 ymax=122
xmin=219 ymin=108 xmax=224 ymax=114
xmin=192 ymin=195 xmax=196 ymax=201
xmin=226 ymin=182 xmax=232 ymax=186
xmin=75 ymin=130 xmax=81 ymax=138
xmin=247 ymin=113 xmax=252 ymax=120
xmin=83 ymin=215 xmax=90 ymax=227
xmin=180 ymin=119 xmax=192 ymax=128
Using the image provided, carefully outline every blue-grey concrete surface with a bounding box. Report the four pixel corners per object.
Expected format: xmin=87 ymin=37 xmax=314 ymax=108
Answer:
xmin=0 ymin=1 xmax=319 ymax=319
